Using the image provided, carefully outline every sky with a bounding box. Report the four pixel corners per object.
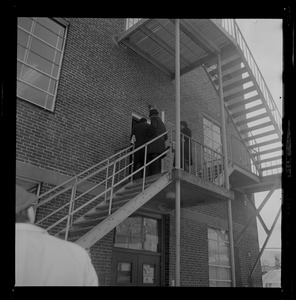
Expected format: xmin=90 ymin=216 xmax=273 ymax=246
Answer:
xmin=235 ymin=19 xmax=282 ymax=249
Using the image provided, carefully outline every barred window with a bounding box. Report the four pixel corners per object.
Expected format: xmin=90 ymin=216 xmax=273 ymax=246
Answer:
xmin=208 ymin=227 xmax=232 ymax=287
xmin=17 ymin=18 xmax=67 ymax=111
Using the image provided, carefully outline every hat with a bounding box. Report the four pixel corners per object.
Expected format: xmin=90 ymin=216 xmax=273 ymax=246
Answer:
xmin=180 ymin=121 xmax=188 ymax=127
xmin=149 ymin=109 xmax=159 ymax=117
xmin=16 ymin=185 xmax=37 ymax=213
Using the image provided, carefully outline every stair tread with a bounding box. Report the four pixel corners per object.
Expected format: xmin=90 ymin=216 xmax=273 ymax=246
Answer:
xmin=252 ymin=146 xmax=282 ymax=157
xmin=239 ymin=121 xmax=273 ymax=134
xmin=231 ymin=104 xmax=265 ymax=119
xmin=213 ymin=66 xmax=248 ymax=84
xmin=227 ymin=95 xmax=261 ymax=111
xmin=224 ymin=86 xmax=257 ymax=102
xmin=244 ymin=129 xmax=277 ymax=142
xmin=235 ymin=112 xmax=269 ymax=126
xmin=223 ymin=76 xmax=252 ymax=93
xmin=248 ymin=138 xmax=281 ymax=148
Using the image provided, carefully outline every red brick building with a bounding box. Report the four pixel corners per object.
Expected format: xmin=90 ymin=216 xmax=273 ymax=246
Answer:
xmin=16 ymin=18 xmax=281 ymax=286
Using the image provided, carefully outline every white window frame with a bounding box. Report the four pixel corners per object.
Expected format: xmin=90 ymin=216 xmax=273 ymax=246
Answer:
xmin=208 ymin=227 xmax=232 ymax=287
xmin=17 ymin=17 xmax=68 ymax=112
xmin=203 ymin=115 xmax=222 ymax=153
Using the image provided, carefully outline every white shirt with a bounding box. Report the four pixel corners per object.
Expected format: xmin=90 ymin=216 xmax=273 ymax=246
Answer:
xmin=15 ymin=223 xmax=99 ymax=286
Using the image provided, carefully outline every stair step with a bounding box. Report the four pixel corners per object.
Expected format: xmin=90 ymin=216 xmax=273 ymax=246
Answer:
xmin=235 ymin=112 xmax=269 ymax=127
xmin=109 ymin=190 xmax=140 ymax=202
xmin=256 ymin=155 xmax=282 ymax=164
xmin=223 ymin=76 xmax=252 ymax=93
xmin=209 ymin=57 xmax=242 ymax=77
xmin=227 ymin=95 xmax=261 ymax=111
xmin=252 ymin=146 xmax=282 ymax=157
xmin=116 ymin=183 xmax=153 ymax=196
xmin=239 ymin=121 xmax=273 ymax=134
xmin=125 ymin=174 xmax=164 ymax=190
xmin=72 ymin=216 xmax=106 ymax=228
xmin=231 ymin=104 xmax=265 ymax=119
xmin=248 ymin=138 xmax=281 ymax=149
xmin=244 ymin=129 xmax=277 ymax=142
xmin=59 ymin=225 xmax=94 ymax=238
xmin=224 ymin=86 xmax=257 ymax=102
xmin=213 ymin=67 xmax=248 ymax=85
xmin=259 ymin=164 xmax=282 ymax=172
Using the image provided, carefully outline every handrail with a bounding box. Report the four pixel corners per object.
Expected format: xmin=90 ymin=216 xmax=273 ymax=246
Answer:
xmin=36 ymin=128 xmax=231 ymax=238
xmin=202 ymin=65 xmax=263 ymax=176
xmin=215 ymin=19 xmax=282 ymax=133
xmin=35 ymin=132 xmax=170 ymax=234
xmin=36 ymin=144 xmax=133 ymax=203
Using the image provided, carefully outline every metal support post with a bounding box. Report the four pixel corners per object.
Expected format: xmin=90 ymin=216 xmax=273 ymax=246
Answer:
xmin=249 ymin=207 xmax=281 ymax=278
xmin=175 ymin=18 xmax=181 ymax=287
xmin=235 ymin=185 xmax=278 ymax=247
xmin=217 ymin=53 xmax=236 ymax=286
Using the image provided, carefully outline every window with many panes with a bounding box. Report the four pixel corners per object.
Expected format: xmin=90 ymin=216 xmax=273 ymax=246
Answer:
xmin=208 ymin=227 xmax=232 ymax=287
xmin=17 ymin=18 xmax=67 ymax=111
xmin=203 ymin=117 xmax=222 ymax=153
xmin=114 ymin=216 xmax=160 ymax=252
xmin=203 ymin=117 xmax=223 ymax=181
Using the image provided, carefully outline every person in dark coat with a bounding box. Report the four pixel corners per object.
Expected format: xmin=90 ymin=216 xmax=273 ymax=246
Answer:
xmin=131 ymin=118 xmax=150 ymax=179
xmin=173 ymin=121 xmax=192 ymax=171
xmin=180 ymin=121 xmax=192 ymax=172
xmin=146 ymin=109 xmax=167 ymax=176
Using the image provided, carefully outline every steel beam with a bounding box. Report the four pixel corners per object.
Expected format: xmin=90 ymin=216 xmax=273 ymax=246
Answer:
xmin=175 ymin=19 xmax=181 ymax=287
xmin=234 ymin=184 xmax=278 ymax=247
xmin=249 ymin=206 xmax=281 ymax=278
xmin=217 ymin=53 xmax=236 ymax=286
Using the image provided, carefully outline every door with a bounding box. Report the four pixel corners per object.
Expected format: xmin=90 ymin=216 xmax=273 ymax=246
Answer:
xmin=111 ymin=215 xmax=163 ymax=286
xmin=111 ymin=250 xmax=161 ymax=286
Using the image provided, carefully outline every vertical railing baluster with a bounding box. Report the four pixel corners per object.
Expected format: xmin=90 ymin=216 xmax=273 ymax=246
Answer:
xmin=104 ymin=159 xmax=110 ymax=203
xmin=189 ymin=137 xmax=192 ymax=174
xmin=142 ymin=144 xmax=148 ymax=192
xmin=65 ymin=178 xmax=77 ymax=241
xmin=109 ymin=162 xmax=117 ymax=216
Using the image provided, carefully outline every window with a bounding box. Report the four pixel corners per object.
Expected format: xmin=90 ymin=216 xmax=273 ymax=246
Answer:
xmin=17 ymin=18 xmax=67 ymax=111
xmin=203 ymin=117 xmax=222 ymax=152
xmin=203 ymin=117 xmax=223 ymax=182
xmin=114 ymin=216 xmax=159 ymax=252
xmin=125 ymin=18 xmax=142 ymax=30
xmin=208 ymin=227 xmax=232 ymax=287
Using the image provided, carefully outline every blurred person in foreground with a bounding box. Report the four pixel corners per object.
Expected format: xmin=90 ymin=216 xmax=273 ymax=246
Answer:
xmin=15 ymin=185 xmax=98 ymax=286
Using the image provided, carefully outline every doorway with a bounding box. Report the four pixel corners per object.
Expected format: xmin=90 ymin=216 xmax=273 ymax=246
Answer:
xmin=111 ymin=215 xmax=163 ymax=286
xmin=111 ymin=250 xmax=161 ymax=286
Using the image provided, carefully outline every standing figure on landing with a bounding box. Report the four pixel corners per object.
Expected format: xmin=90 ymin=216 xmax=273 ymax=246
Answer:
xmin=147 ymin=109 xmax=167 ymax=176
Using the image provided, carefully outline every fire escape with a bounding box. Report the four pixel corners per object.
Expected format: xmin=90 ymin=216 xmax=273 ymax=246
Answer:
xmin=34 ymin=19 xmax=282 ymax=286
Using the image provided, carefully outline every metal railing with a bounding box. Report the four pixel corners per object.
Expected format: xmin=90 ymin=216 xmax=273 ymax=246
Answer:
xmin=35 ymin=132 xmax=170 ymax=239
xmin=231 ymin=135 xmax=260 ymax=176
xmin=169 ymin=130 xmax=226 ymax=187
xmin=215 ymin=19 xmax=282 ymax=133
xmin=35 ymin=130 xmax=230 ymax=240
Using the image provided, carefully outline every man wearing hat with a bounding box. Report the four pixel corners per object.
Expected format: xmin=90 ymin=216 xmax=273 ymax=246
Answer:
xmin=15 ymin=185 xmax=98 ymax=286
xmin=147 ymin=109 xmax=168 ymax=175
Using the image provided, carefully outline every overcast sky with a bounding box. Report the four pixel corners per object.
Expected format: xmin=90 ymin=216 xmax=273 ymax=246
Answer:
xmin=235 ymin=19 xmax=282 ymax=249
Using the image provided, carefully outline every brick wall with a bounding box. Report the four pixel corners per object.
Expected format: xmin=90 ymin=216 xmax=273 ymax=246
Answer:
xmin=16 ymin=18 xmax=262 ymax=287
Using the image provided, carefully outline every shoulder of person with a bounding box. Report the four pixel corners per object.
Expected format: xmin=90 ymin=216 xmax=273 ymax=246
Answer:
xmin=48 ymin=234 xmax=90 ymax=258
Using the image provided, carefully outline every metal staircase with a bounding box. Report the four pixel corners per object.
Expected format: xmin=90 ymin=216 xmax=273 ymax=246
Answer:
xmin=34 ymin=132 xmax=172 ymax=248
xmin=34 ymin=129 xmax=234 ymax=248
xmin=203 ymin=20 xmax=282 ymax=177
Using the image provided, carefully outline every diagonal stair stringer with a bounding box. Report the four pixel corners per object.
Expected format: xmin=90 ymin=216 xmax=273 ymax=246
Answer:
xmin=75 ymin=172 xmax=172 ymax=249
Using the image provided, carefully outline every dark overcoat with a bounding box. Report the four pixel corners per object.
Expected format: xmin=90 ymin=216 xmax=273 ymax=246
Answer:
xmin=181 ymin=127 xmax=192 ymax=162
xmin=147 ymin=116 xmax=167 ymax=154
xmin=131 ymin=122 xmax=150 ymax=163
